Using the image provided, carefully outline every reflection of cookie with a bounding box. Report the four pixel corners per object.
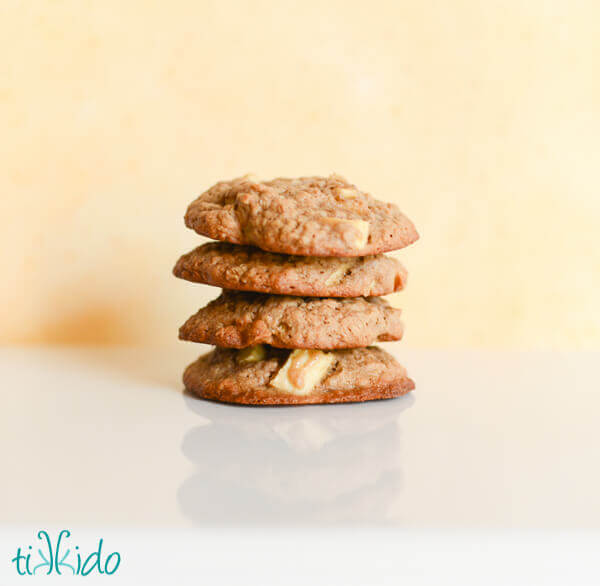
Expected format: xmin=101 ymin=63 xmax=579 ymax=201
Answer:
xmin=173 ymin=243 xmax=407 ymax=298
xmin=183 ymin=391 xmax=414 ymax=451
xmin=181 ymin=422 xmax=402 ymax=502
xmin=182 ymin=418 xmax=401 ymax=503
xmin=179 ymin=291 xmax=404 ymax=349
xmin=178 ymin=467 xmax=401 ymax=525
xmin=184 ymin=175 xmax=419 ymax=257
xmin=183 ymin=346 xmax=414 ymax=405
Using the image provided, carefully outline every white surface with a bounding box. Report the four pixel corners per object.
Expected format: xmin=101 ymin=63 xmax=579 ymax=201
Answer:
xmin=1 ymin=347 xmax=599 ymax=583
xmin=2 ymin=346 xmax=599 ymax=528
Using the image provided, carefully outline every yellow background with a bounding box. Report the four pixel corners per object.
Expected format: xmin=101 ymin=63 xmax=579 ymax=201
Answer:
xmin=2 ymin=1 xmax=599 ymax=348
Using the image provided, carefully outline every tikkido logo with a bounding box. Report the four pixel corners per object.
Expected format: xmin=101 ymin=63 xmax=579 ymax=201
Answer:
xmin=11 ymin=530 xmax=121 ymax=576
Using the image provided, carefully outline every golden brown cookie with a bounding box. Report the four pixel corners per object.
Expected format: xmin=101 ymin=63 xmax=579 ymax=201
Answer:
xmin=179 ymin=290 xmax=404 ymax=349
xmin=173 ymin=243 xmax=407 ymax=297
xmin=184 ymin=174 xmax=419 ymax=257
xmin=183 ymin=345 xmax=415 ymax=405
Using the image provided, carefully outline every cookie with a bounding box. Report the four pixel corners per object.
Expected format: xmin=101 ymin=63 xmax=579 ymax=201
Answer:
xmin=178 ymin=290 xmax=404 ymax=349
xmin=173 ymin=243 xmax=407 ymax=297
xmin=183 ymin=345 xmax=415 ymax=405
xmin=184 ymin=174 xmax=419 ymax=257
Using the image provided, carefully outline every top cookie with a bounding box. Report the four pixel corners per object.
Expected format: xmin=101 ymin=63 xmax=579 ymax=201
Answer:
xmin=184 ymin=174 xmax=419 ymax=257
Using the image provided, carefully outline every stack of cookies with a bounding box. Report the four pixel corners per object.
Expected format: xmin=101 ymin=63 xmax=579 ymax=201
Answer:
xmin=174 ymin=174 xmax=419 ymax=405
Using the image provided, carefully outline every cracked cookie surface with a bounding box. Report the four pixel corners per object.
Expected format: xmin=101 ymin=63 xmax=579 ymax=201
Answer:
xmin=184 ymin=174 xmax=419 ymax=256
xmin=179 ymin=290 xmax=404 ymax=349
xmin=173 ymin=243 xmax=407 ymax=297
xmin=183 ymin=346 xmax=415 ymax=405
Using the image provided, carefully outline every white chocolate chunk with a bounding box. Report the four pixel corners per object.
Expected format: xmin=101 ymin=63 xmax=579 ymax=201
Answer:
xmin=270 ymin=349 xmax=335 ymax=395
xmin=336 ymin=187 xmax=360 ymax=198
xmin=324 ymin=262 xmax=353 ymax=286
xmin=238 ymin=344 xmax=267 ymax=363
xmin=346 ymin=219 xmax=369 ymax=249
xmin=321 ymin=217 xmax=370 ymax=249
xmin=240 ymin=173 xmax=260 ymax=183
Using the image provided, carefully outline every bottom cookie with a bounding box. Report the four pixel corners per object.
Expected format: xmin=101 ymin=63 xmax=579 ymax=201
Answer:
xmin=183 ymin=345 xmax=414 ymax=405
